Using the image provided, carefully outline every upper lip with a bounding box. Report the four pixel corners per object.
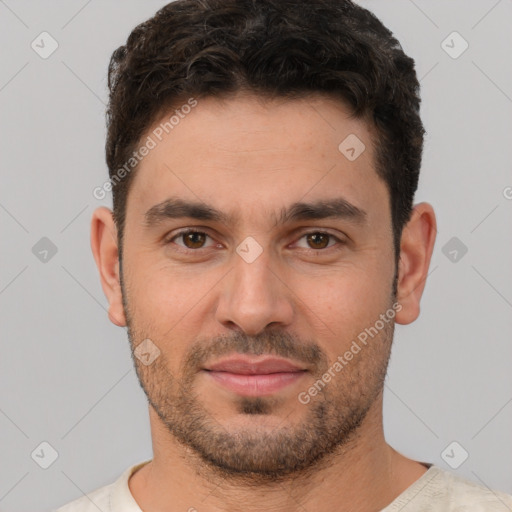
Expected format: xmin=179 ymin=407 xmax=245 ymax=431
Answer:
xmin=204 ymin=355 xmax=307 ymax=375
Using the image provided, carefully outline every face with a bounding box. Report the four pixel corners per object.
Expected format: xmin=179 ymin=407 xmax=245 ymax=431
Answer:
xmin=118 ymin=92 xmax=398 ymax=479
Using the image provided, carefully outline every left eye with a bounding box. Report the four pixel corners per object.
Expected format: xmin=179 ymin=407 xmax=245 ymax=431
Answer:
xmin=295 ymin=231 xmax=341 ymax=250
xmin=168 ymin=230 xmax=342 ymax=251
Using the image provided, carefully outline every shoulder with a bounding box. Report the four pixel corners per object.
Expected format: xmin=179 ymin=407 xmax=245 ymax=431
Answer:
xmin=438 ymin=467 xmax=512 ymax=511
xmin=54 ymin=460 xmax=151 ymax=512
xmin=388 ymin=466 xmax=512 ymax=511
xmin=54 ymin=481 xmax=113 ymax=512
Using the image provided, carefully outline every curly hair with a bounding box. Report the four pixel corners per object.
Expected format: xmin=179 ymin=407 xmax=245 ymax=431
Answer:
xmin=106 ymin=0 xmax=425 ymax=263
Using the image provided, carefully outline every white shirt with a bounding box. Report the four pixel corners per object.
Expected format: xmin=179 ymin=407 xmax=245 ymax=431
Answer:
xmin=55 ymin=460 xmax=512 ymax=511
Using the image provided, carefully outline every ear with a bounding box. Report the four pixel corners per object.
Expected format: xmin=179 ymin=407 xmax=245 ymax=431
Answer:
xmin=90 ymin=207 xmax=127 ymax=327
xmin=395 ymin=202 xmax=437 ymax=325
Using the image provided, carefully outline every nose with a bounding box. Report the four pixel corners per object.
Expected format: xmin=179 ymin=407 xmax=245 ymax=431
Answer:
xmin=215 ymin=245 xmax=294 ymax=336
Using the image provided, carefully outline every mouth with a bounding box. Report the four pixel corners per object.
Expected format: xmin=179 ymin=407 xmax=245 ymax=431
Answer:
xmin=202 ymin=355 xmax=308 ymax=396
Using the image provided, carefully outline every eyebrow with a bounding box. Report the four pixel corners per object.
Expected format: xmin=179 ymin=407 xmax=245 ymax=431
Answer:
xmin=144 ymin=196 xmax=367 ymax=229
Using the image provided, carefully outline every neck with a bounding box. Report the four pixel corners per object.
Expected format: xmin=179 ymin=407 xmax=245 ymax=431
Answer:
xmin=129 ymin=395 xmax=428 ymax=512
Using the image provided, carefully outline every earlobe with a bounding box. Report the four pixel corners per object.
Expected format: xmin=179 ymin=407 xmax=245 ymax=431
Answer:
xmin=90 ymin=207 xmax=127 ymax=327
xmin=394 ymin=202 xmax=437 ymax=325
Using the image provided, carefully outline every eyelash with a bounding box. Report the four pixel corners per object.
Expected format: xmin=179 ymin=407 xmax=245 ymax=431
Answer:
xmin=165 ymin=228 xmax=346 ymax=253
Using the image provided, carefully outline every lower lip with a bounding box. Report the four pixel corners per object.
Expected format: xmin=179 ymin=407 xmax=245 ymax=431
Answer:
xmin=205 ymin=370 xmax=306 ymax=396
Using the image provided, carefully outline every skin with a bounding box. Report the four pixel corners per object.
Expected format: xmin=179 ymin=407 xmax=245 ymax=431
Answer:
xmin=91 ymin=91 xmax=437 ymax=512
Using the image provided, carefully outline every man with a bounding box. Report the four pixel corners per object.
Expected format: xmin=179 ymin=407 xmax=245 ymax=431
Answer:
xmin=57 ymin=0 xmax=512 ymax=510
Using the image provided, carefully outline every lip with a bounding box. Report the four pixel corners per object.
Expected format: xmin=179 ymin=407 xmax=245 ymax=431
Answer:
xmin=204 ymin=355 xmax=306 ymax=374
xmin=203 ymin=355 xmax=308 ymax=396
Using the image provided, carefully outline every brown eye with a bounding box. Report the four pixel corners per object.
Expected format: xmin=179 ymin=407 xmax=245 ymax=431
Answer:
xmin=294 ymin=231 xmax=344 ymax=252
xmin=306 ymin=232 xmax=331 ymax=249
xmin=168 ymin=230 xmax=214 ymax=250
xmin=182 ymin=231 xmax=207 ymax=249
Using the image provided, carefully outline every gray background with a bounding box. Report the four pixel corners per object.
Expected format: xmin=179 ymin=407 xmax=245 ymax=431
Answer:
xmin=0 ymin=1 xmax=511 ymax=511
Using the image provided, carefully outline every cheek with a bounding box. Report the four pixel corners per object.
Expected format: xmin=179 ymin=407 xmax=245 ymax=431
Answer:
xmin=129 ymin=256 xmax=204 ymax=308
xmin=291 ymin=264 xmax=393 ymax=353
xmin=124 ymin=258 xmax=220 ymax=342
xmin=300 ymin=265 xmax=387 ymax=316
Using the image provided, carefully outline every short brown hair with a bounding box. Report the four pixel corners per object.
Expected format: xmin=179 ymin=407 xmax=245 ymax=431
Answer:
xmin=106 ymin=0 xmax=425 ymax=264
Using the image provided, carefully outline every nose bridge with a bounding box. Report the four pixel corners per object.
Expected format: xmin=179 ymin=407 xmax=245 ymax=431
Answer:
xmin=233 ymin=239 xmax=274 ymax=297
xmin=216 ymin=237 xmax=293 ymax=334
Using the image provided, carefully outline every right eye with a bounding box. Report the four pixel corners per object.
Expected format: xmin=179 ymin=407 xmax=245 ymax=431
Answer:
xmin=166 ymin=229 xmax=218 ymax=251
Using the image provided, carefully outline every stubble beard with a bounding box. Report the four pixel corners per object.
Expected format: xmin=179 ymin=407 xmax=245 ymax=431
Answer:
xmin=121 ymin=272 xmax=396 ymax=482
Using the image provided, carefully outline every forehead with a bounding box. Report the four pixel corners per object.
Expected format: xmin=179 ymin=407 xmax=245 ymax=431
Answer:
xmin=126 ymin=93 xmax=388 ymax=228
